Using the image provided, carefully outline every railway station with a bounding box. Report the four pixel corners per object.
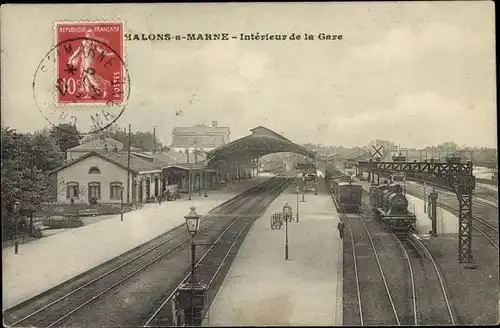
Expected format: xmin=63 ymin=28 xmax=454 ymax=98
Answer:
xmin=2 ymin=129 xmax=498 ymax=327
xmin=2 ymin=3 xmax=498 ymax=327
xmin=3 ymin=126 xmax=498 ymax=327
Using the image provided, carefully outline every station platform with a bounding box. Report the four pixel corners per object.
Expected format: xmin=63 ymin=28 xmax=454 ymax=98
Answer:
xmin=2 ymin=176 xmax=271 ymax=311
xmin=204 ymin=180 xmax=342 ymax=326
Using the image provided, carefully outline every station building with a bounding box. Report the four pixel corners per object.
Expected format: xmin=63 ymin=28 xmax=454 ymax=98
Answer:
xmin=48 ymin=125 xmax=314 ymax=206
xmin=48 ymin=149 xmax=221 ymax=206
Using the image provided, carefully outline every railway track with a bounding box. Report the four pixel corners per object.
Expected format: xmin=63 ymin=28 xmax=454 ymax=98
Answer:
xmin=404 ymin=182 xmax=499 ymax=250
xmin=391 ymin=232 xmax=456 ymax=325
xmin=328 ymin=188 xmax=399 ymax=326
xmin=3 ymin=177 xmax=290 ymax=328
xmin=399 ymin=175 xmax=497 ymax=205
xmin=347 ymin=216 xmax=400 ymax=325
xmin=404 ymin=233 xmax=456 ymax=325
xmin=437 ymin=201 xmax=498 ymax=250
xmin=330 ymin=184 xmax=456 ymax=326
xmin=143 ymin=177 xmax=293 ymax=326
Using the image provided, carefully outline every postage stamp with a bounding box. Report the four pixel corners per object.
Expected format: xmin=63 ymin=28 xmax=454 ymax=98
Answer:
xmin=32 ymin=20 xmax=130 ymax=135
xmin=55 ymin=21 xmax=124 ymax=105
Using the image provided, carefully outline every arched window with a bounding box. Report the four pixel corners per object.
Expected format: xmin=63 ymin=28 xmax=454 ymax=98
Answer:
xmin=66 ymin=182 xmax=80 ymax=199
xmin=89 ymin=166 xmax=101 ymax=174
xmin=88 ymin=182 xmax=101 ymax=200
xmin=110 ymin=181 xmax=123 ymax=200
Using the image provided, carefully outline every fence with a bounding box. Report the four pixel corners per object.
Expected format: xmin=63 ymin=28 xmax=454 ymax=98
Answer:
xmin=476 ymin=178 xmax=498 ymax=187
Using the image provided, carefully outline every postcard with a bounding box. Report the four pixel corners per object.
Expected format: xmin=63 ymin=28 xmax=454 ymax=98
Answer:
xmin=1 ymin=2 xmax=497 ymax=327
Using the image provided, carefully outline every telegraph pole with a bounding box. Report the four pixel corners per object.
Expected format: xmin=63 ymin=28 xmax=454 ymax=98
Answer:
xmin=30 ymin=151 xmax=35 ymax=237
xmin=153 ymin=126 xmax=156 ymax=154
xmin=127 ymin=124 xmax=131 ymax=203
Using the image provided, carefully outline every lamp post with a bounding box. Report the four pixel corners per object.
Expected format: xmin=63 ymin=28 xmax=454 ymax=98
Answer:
xmin=120 ymin=186 xmax=124 ymax=222
xmin=13 ymin=200 xmax=20 ymax=254
xmin=430 ymin=186 xmax=438 ymax=237
xmin=423 ymin=181 xmax=427 ymax=214
xmin=295 ymin=185 xmax=300 ymax=223
xmin=300 ymin=181 xmax=305 ymax=202
xmin=184 ymin=206 xmax=201 ymax=324
xmin=283 ymin=202 xmax=292 ymax=260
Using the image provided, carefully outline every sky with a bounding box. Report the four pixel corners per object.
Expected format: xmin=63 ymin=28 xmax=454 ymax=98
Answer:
xmin=1 ymin=2 xmax=497 ymax=149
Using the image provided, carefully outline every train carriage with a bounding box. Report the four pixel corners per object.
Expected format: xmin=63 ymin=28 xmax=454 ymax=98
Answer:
xmin=335 ymin=182 xmax=362 ymax=213
xmin=328 ymin=175 xmax=362 ymax=213
xmin=328 ymin=175 xmax=351 ymax=193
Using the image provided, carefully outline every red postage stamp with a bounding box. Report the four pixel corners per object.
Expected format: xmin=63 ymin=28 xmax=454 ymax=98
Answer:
xmin=55 ymin=21 xmax=124 ymax=105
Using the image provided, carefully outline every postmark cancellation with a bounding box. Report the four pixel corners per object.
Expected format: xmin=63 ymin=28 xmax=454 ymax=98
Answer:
xmin=32 ymin=20 xmax=130 ymax=135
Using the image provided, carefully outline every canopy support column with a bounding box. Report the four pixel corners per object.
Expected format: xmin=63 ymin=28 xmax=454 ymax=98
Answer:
xmin=188 ymin=171 xmax=192 ymax=200
xmin=204 ymin=170 xmax=208 ymax=197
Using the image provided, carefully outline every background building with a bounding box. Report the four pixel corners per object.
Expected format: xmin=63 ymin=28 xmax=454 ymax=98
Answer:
xmin=170 ymin=121 xmax=230 ymax=162
xmin=66 ymin=135 xmax=141 ymax=161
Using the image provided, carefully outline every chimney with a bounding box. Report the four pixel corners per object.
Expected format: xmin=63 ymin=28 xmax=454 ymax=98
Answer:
xmin=212 ymin=121 xmax=218 ymax=128
xmin=185 ymin=148 xmax=190 ymax=163
xmin=194 ymin=148 xmax=199 ymax=163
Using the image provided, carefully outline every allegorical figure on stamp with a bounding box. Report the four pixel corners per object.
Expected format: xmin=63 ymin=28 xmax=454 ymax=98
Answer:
xmin=67 ymin=29 xmax=114 ymax=99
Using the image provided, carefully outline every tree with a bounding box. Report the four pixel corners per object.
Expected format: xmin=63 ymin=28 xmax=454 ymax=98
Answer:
xmin=436 ymin=141 xmax=459 ymax=152
xmin=83 ymin=123 xmax=167 ymax=152
xmin=1 ymin=127 xmax=65 ymax=239
xmin=32 ymin=128 xmax=65 ymax=171
xmin=49 ymin=124 xmax=82 ymax=153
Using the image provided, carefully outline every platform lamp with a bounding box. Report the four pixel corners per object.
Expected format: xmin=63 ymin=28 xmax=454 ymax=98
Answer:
xmin=283 ymin=202 xmax=292 ymax=260
xmin=13 ymin=200 xmax=20 ymax=254
xmin=184 ymin=206 xmax=201 ymax=324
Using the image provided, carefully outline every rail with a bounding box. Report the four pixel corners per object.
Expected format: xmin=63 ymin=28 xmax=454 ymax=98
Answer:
xmin=5 ymin=177 xmax=280 ymax=328
xmin=357 ymin=218 xmax=400 ymax=325
xmin=143 ymin=177 xmax=294 ymax=326
xmin=407 ymin=234 xmax=456 ymax=325
xmin=391 ymin=234 xmax=418 ymax=326
xmin=404 ymin=181 xmax=499 ymax=250
xmin=346 ymin=221 xmax=364 ymax=326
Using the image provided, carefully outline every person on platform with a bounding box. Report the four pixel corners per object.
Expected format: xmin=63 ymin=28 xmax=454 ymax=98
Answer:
xmin=337 ymin=220 xmax=345 ymax=239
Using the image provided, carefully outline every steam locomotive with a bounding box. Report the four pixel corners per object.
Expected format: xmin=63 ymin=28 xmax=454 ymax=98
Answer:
xmin=370 ymin=181 xmax=416 ymax=234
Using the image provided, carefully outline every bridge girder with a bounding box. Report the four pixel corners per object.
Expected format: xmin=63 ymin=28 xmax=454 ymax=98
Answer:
xmin=357 ymin=160 xmax=475 ymax=264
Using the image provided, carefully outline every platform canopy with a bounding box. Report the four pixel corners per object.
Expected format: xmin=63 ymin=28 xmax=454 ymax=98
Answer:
xmin=206 ymin=126 xmax=315 ymax=165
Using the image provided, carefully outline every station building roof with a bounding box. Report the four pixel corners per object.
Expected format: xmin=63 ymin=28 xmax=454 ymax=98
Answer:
xmin=48 ymin=151 xmax=169 ymax=175
xmin=163 ymin=163 xmax=216 ymax=172
xmin=206 ymin=126 xmax=315 ymax=165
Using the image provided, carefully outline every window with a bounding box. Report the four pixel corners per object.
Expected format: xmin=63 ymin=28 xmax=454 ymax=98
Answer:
xmin=66 ymin=182 xmax=80 ymax=199
xmin=88 ymin=182 xmax=101 ymax=200
xmin=145 ymin=178 xmax=151 ymax=199
xmin=89 ymin=166 xmax=101 ymax=174
xmin=110 ymin=182 xmax=123 ymax=200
